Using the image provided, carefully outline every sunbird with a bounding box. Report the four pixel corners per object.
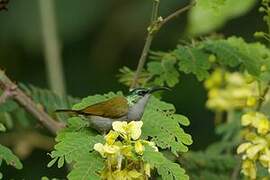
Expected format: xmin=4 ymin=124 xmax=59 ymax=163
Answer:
xmin=56 ymin=87 xmax=170 ymax=134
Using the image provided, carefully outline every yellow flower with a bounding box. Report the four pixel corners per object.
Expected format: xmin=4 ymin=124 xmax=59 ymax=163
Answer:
xmin=246 ymin=144 xmax=264 ymax=160
xmin=144 ymin=163 xmax=151 ymax=177
xmin=230 ymin=88 xmax=252 ymax=99
xmin=105 ymin=131 xmax=119 ymax=145
xmin=128 ymin=170 xmax=143 ymax=178
xmin=94 ymin=143 xmax=120 ymax=157
xmin=204 ymin=69 xmax=223 ymax=89
xmin=135 ymin=141 xmax=144 ymax=155
xmin=143 ymin=140 xmax=159 ymax=152
xmin=246 ymin=96 xmax=257 ymax=107
xmin=94 ymin=143 xmax=106 ymax=157
xmin=241 ymin=159 xmax=256 ymax=179
xmin=241 ymin=112 xmax=255 ymax=126
xmin=112 ymin=121 xmax=143 ymax=140
xmin=256 ymin=118 xmax=270 ymax=135
xmin=226 ymin=72 xmax=245 ymax=86
xmin=237 ymin=142 xmax=252 ymax=154
xmin=259 ymin=149 xmax=270 ymax=168
xmin=121 ymin=145 xmax=133 ymax=158
xmin=112 ymin=169 xmax=142 ymax=180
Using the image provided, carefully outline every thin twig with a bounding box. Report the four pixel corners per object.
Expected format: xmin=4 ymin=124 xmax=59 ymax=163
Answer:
xmin=256 ymin=81 xmax=270 ymax=111
xmin=130 ymin=1 xmax=196 ymax=88
xmin=0 ymin=70 xmax=65 ymax=135
xmin=157 ymin=1 xmax=196 ymax=31
xmin=39 ymin=0 xmax=66 ymax=96
xmin=130 ymin=0 xmax=160 ymax=89
xmin=231 ymin=157 xmax=241 ymax=180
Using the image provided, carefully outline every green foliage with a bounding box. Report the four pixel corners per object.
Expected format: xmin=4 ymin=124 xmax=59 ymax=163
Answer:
xmin=67 ymin=151 xmax=104 ymax=180
xmin=48 ymin=92 xmax=192 ymax=179
xmin=119 ymin=36 xmax=270 ymax=88
xmin=118 ymin=67 xmax=150 ymax=87
xmin=143 ymin=146 xmax=188 ymax=180
xmin=147 ymin=53 xmax=180 ymax=87
xmin=48 ymin=117 xmax=104 ymax=179
xmin=20 ymin=84 xmax=79 ymax=122
xmin=175 ymin=46 xmax=211 ymax=80
xmin=0 ymin=144 xmax=22 ymax=169
xmin=187 ymin=0 xmax=257 ymax=35
xmin=0 ymin=144 xmax=23 ymax=178
xmin=142 ymin=97 xmax=192 ymax=155
xmin=0 ymin=84 xmax=79 ymax=131
xmin=0 ymin=123 xmax=6 ymax=132
xmin=182 ymin=150 xmax=237 ymax=180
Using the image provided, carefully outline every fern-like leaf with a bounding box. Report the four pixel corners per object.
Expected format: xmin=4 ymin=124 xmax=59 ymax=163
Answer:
xmin=48 ymin=118 xmax=103 ymax=168
xmin=67 ymin=151 xmax=104 ymax=180
xmin=0 ymin=144 xmax=22 ymax=169
xmin=174 ymin=46 xmax=211 ymax=81
xmin=143 ymin=146 xmax=188 ymax=180
xmin=147 ymin=53 xmax=180 ymax=87
xmin=142 ymin=97 xmax=192 ymax=155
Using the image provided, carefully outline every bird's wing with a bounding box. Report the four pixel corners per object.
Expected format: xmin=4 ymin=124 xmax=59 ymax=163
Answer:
xmin=79 ymin=96 xmax=129 ymax=118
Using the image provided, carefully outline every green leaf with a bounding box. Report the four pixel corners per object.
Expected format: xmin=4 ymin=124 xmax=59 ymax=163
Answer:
xmin=57 ymin=156 xmax=65 ymax=168
xmin=183 ymin=151 xmax=236 ymax=177
xmin=0 ymin=144 xmax=22 ymax=169
xmin=202 ymin=40 xmax=241 ymax=67
xmin=174 ymin=46 xmax=211 ymax=81
xmin=67 ymin=151 xmax=104 ymax=180
xmin=49 ymin=118 xmax=104 ymax=167
xmin=20 ymin=84 xmax=79 ymax=122
xmin=47 ymin=158 xmax=58 ymax=168
xmin=142 ymin=97 xmax=193 ymax=156
xmin=187 ymin=0 xmax=256 ymax=35
xmin=172 ymin=114 xmax=190 ymax=126
xmin=158 ymin=162 xmax=188 ymax=180
xmin=118 ymin=66 xmax=151 ymax=87
xmin=143 ymin=146 xmax=188 ymax=180
xmin=147 ymin=54 xmax=180 ymax=87
xmin=0 ymin=123 xmax=6 ymax=132
xmin=226 ymin=37 xmax=266 ymax=76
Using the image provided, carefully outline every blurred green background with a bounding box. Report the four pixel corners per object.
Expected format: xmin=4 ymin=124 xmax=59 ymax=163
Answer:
xmin=0 ymin=0 xmax=265 ymax=179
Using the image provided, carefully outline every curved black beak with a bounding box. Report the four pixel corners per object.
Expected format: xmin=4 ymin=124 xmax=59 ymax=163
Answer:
xmin=148 ymin=87 xmax=171 ymax=94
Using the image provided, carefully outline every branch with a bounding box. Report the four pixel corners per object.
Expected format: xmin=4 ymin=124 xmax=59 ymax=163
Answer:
xmin=231 ymin=157 xmax=241 ymax=180
xmin=0 ymin=70 xmax=65 ymax=135
xmin=130 ymin=0 xmax=160 ymax=89
xmin=130 ymin=1 xmax=196 ymax=88
xmin=256 ymin=81 xmax=270 ymax=111
xmin=158 ymin=1 xmax=196 ymax=31
xmin=39 ymin=0 xmax=66 ymax=96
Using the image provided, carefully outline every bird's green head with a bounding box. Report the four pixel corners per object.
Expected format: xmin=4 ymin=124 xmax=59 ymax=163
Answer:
xmin=127 ymin=87 xmax=170 ymax=105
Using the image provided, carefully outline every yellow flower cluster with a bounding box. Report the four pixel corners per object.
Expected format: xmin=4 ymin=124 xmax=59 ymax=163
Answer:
xmin=94 ymin=121 xmax=158 ymax=180
xmin=204 ymin=69 xmax=258 ymax=111
xmin=237 ymin=112 xmax=270 ymax=179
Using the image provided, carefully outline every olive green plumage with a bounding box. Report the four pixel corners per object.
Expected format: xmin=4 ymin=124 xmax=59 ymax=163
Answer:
xmin=56 ymin=87 xmax=170 ymax=133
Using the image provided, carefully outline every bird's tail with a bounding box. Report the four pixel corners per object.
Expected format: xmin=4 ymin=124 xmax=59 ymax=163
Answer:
xmin=55 ymin=109 xmax=79 ymax=115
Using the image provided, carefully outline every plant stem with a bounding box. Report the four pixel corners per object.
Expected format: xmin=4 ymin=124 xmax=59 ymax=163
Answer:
xmin=231 ymin=157 xmax=241 ymax=180
xmin=256 ymin=81 xmax=270 ymax=111
xmin=39 ymin=0 xmax=66 ymax=96
xmin=157 ymin=1 xmax=196 ymax=31
xmin=130 ymin=0 xmax=160 ymax=89
xmin=130 ymin=1 xmax=196 ymax=88
xmin=0 ymin=70 xmax=65 ymax=135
